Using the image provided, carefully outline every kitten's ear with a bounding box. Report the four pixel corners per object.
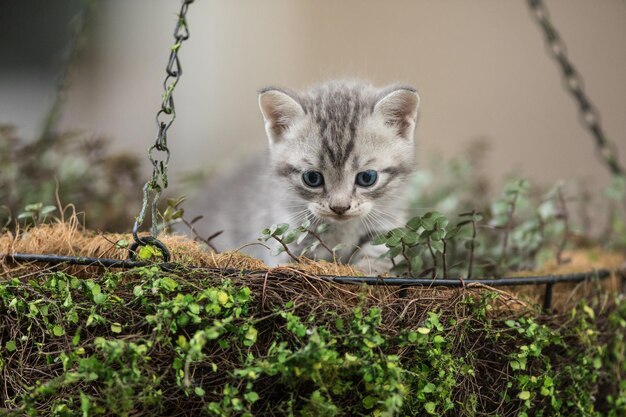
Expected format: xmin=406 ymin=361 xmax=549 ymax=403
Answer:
xmin=258 ymin=88 xmax=305 ymax=144
xmin=373 ymin=87 xmax=420 ymax=141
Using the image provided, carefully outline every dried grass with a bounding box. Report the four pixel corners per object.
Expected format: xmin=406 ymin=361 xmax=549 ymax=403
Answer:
xmin=1 ymin=210 xmax=624 ymax=314
xmin=1 ymin=214 xmax=626 ymax=415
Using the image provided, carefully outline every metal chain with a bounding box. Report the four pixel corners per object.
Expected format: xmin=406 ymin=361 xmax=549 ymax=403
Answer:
xmin=130 ymin=0 xmax=194 ymax=261
xmin=527 ymin=0 xmax=624 ymax=177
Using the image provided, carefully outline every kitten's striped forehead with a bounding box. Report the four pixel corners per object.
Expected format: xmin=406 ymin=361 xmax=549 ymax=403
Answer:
xmin=300 ymin=83 xmax=372 ymax=171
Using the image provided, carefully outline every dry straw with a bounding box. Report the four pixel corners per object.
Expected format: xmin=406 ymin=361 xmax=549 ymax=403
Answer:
xmin=1 ymin=210 xmax=626 ymax=415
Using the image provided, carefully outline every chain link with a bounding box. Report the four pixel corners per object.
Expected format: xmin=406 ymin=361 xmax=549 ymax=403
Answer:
xmin=527 ymin=0 xmax=623 ymax=177
xmin=131 ymin=0 xmax=194 ymax=260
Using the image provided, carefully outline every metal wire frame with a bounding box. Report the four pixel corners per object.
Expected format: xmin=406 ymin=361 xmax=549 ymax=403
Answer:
xmin=1 ymin=253 xmax=615 ymax=312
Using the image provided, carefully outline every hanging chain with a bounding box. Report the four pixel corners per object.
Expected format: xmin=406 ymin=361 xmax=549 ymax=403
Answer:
xmin=130 ymin=0 xmax=194 ymax=261
xmin=527 ymin=0 xmax=623 ymax=177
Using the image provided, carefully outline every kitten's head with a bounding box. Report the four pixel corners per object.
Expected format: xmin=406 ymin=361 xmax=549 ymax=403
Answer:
xmin=258 ymin=80 xmax=419 ymax=225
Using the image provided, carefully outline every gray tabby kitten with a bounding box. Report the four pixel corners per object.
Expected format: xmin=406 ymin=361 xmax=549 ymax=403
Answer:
xmin=203 ymin=80 xmax=419 ymax=272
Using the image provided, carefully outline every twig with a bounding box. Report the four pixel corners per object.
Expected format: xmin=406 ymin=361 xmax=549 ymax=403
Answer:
xmin=401 ymin=243 xmax=412 ymax=276
xmin=500 ymin=191 xmax=519 ymax=271
xmin=442 ymin=240 xmax=448 ymax=278
xmin=555 ymin=186 xmax=571 ymax=265
xmin=271 ymin=236 xmax=299 ymax=262
xmin=427 ymin=237 xmax=437 ymax=279
xmin=467 ymin=212 xmax=477 ymax=279
xmin=306 ymin=228 xmax=335 ymax=256
xmin=182 ymin=217 xmax=221 ymax=253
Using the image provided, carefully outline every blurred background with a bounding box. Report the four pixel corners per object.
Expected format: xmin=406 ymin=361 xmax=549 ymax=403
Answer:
xmin=1 ymin=0 xmax=625 ymax=232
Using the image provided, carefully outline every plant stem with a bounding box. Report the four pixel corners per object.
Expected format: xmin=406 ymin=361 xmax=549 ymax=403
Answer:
xmin=182 ymin=218 xmax=220 ymax=253
xmin=467 ymin=216 xmax=477 ymax=279
xmin=272 ymin=236 xmax=299 ymax=262
xmin=500 ymin=192 xmax=519 ymax=271
xmin=307 ymin=229 xmax=334 ymax=256
xmin=401 ymin=243 xmax=412 ymax=276
xmin=442 ymin=240 xmax=448 ymax=278
xmin=427 ymin=237 xmax=437 ymax=279
xmin=556 ymin=187 xmax=570 ymax=265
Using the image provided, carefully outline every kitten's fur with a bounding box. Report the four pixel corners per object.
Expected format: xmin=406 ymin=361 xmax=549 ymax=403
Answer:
xmin=202 ymin=80 xmax=419 ymax=272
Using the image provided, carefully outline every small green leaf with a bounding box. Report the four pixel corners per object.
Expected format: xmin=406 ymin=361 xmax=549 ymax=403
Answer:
xmin=159 ymin=277 xmax=178 ymax=291
xmin=133 ymin=286 xmax=144 ymax=297
xmin=236 ymin=287 xmax=251 ymax=303
xmin=430 ymin=240 xmax=444 ymax=253
xmin=274 ymin=223 xmax=290 ymax=236
xmin=422 ymin=383 xmax=436 ymax=393
xmin=582 ymin=304 xmax=595 ymax=320
xmin=24 ymin=203 xmax=42 ymax=212
xmin=518 ymin=391 xmax=531 ymax=400
xmin=332 ymin=243 xmax=347 ymax=252
xmin=5 ymin=340 xmax=16 ymax=352
xmin=245 ymin=391 xmax=259 ymax=403
xmin=315 ymin=223 xmax=329 ymax=234
xmin=296 ymin=230 xmax=309 ymax=245
xmin=401 ymin=232 xmax=419 ymax=246
xmin=80 ymin=392 xmax=90 ymax=415
xmin=138 ymin=245 xmax=162 ymax=260
xmin=53 ymin=325 xmax=65 ymax=337
xmin=362 ymin=395 xmax=378 ymax=409
xmin=417 ymin=327 xmax=431 ymax=335
xmin=194 ymin=386 xmax=205 ymax=396
xmin=372 ymin=234 xmax=388 ymax=245
xmin=406 ymin=216 xmax=421 ymax=231
xmin=115 ymin=239 xmax=129 ymax=249
xmin=93 ymin=293 xmax=107 ymax=305
xmin=410 ymin=257 xmax=423 ymax=275
xmin=40 ymin=206 xmax=57 ymax=215
xmin=282 ymin=229 xmax=300 ymax=244
xmin=217 ymin=291 xmax=229 ymax=305
xmin=244 ymin=327 xmax=258 ymax=344
xmin=110 ymin=323 xmax=122 ymax=333
xmin=424 ymin=401 xmax=436 ymax=414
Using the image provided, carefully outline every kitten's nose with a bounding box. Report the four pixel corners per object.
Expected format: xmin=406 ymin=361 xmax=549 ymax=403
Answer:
xmin=329 ymin=205 xmax=350 ymax=215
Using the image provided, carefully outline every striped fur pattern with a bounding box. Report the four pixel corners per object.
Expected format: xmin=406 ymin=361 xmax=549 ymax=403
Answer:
xmin=204 ymin=80 xmax=420 ymax=271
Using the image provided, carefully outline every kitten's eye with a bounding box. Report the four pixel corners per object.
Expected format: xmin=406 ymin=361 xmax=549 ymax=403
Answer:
xmin=355 ymin=170 xmax=378 ymax=187
xmin=302 ymin=171 xmax=324 ymax=187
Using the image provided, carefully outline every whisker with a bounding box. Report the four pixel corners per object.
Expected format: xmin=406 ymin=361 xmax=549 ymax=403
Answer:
xmin=365 ymin=213 xmax=391 ymax=238
xmin=361 ymin=215 xmax=376 ymax=241
xmin=369 ymin=209 xmax=399 ymax=230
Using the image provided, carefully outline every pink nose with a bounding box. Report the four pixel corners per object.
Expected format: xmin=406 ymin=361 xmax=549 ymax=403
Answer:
xmin=330 ymin=205 xmax=350 ymax=215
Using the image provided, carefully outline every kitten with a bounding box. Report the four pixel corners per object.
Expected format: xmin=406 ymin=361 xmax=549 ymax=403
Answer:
xmin=202 ymin=80 xmax=419 ymax=272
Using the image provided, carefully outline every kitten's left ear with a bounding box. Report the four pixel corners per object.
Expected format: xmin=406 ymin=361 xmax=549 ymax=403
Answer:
xmin=373 ymin=87 xmax=420 ymax=141
xmin=258 ymin=88 xmax=305 ymax=144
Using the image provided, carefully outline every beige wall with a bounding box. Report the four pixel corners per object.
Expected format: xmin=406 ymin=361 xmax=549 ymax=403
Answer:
xmin=58 ymin=0 xmax=625 ymax=203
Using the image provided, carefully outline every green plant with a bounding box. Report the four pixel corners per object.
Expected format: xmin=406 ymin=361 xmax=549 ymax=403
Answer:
xmin=0 ymin=125 xmax=142 ymax=231
xmin=17 ymin=203 xmax=57 ymax=226
xmin=2 ymin=264 xmax=626 ymax=416
xmin=259 ymin=220 xmax=335 ymax=261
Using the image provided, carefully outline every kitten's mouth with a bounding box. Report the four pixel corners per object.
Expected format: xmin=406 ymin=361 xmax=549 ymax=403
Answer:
xmin=320 ymin=212 xmax=359 ymax=222
xmin=310 ymin=206 xmax=361 ymax=222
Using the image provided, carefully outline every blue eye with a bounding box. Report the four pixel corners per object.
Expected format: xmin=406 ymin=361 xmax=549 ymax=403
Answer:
xmin=302 ymin=171 xmax=324 ymax=187
xmin=356 ymin=170 xmax=378 ymax=187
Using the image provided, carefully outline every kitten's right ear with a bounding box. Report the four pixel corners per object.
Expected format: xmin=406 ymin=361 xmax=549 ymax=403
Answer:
xmin=373 ymin=87 xmax=420 ymax=141
xmin=258 ymin=88 xmax=305 ymax=144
